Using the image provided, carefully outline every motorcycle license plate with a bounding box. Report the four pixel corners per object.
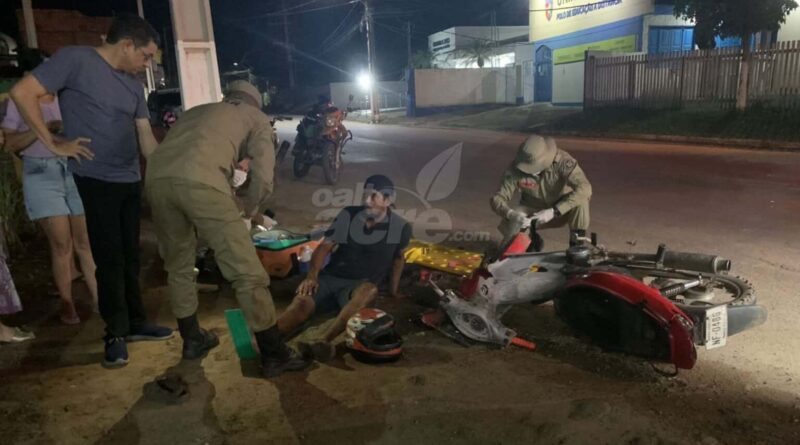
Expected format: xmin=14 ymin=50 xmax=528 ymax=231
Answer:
xmin=705 ymin=305 xmax=728 ymax=350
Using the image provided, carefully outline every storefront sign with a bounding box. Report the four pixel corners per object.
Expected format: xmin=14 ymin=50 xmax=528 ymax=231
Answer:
xmin=553 ymin=34 xmax=637 ymax=64
xmin=531 ymin=0 xmax=652 ymax=41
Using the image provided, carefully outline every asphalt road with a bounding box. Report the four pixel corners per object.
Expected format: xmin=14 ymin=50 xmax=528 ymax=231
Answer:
xmin=273 ymin=119 xmax=800 ymax=399
xmin=2 ymin=121 xmax=800 ymax=444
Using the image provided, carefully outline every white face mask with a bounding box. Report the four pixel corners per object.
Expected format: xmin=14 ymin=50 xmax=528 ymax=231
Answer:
xmin=232 ymin=169 xmax=248 ymax=188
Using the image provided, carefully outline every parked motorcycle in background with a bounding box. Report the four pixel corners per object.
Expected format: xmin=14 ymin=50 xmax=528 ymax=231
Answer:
xmin=271 ymin=115 xmax=292 ymax=165
xmin=290 ymin=103 xmax=353 ymax=185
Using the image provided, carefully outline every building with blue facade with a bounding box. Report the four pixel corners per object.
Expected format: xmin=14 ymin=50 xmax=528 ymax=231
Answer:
xmin=529 ymin=0 xmax=694 ymax=105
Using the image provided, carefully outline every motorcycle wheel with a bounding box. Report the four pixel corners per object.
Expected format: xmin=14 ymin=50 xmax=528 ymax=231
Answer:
xmin=276 ymin=140 xmax=291 ymax=165
xmin=293 ymin=155 xmax=311 ymax=178
xmin=321 ymin=141 xmax=341 ymax=185
xmin=627 ymin=268 xmax=756 ymax=307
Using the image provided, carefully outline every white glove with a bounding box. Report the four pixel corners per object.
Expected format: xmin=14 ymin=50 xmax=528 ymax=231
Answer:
xmin=262 ymin=215 xmax=278 ymax=229
xmin=506 ymin=209 xmax=528 ymax=225
xmin=232 ymin=169 xmax=248 ymax=188
xmin=532 ymin=208 xmax=556 ymax=226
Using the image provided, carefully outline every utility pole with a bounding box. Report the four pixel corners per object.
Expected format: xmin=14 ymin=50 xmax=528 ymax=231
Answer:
xmin=490 ymin=9 xmax=497 ymax=67
xmin=406 ymin=21 xmax=412 ymax=69
xmin=363 ymin=0 xmax=380 ymax=123
xmin=21 ymin=0 xmax=37 ymax=49
xmin=282 ymin=0 xmax=296 ymax=90
xmin=136 ymin=0 xmax=156 ymax=93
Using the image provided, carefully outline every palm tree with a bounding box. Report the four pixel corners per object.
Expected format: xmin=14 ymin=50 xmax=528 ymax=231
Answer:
xmin=411 ymin=50 xmax=435 ymax=69
xmin=453 ymin=39 xmax=495 ymax=68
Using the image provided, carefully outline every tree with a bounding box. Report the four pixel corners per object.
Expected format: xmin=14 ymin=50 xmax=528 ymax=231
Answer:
xmin=453 ymin=39 xmax=495 ymax=68
xmin=411 ymin=50 xmax=434 ymax=69
xmin=674 ymin=0 xmax=798 ymax=110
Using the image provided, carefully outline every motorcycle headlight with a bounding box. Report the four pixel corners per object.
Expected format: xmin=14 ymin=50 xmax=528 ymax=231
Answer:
xmin=325 ymin=117 xmax=336 ymax=127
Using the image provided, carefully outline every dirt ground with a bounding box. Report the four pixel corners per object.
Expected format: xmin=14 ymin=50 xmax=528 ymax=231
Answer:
xmin=2 ymin=127 xmax=800 ymax=445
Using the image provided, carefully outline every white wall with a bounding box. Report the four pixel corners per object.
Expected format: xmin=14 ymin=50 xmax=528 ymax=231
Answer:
xmin=552 ymin=62 xmax=585 ymax=104
xmin=329 ymin=81 xmax=406 ymax=111
xmin=414 ymin=68 xmax=516 ymax=108
xmin=779 ymin=9 xmax=800 ymax=42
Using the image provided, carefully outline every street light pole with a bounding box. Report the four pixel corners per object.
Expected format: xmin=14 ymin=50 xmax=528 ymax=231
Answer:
xmin=407 ymin=21 xmax=412 ymax=69
xmin=363 ymin=0 xmax=380 ymax=123
xmin=281 ymin=0 xmax=296 ymax=90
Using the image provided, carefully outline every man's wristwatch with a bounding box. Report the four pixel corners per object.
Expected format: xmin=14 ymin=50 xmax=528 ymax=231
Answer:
xmin=553 ymin=207 xmax=562 ymax=218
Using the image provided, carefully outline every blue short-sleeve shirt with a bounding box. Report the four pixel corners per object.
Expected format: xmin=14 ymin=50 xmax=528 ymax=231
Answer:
xmin=32 ymin=46 xmax=148 ymax=183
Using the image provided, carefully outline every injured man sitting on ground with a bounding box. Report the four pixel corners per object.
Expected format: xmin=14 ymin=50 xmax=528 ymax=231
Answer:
xmin=277 ymin=174 xmax=412 ymax=362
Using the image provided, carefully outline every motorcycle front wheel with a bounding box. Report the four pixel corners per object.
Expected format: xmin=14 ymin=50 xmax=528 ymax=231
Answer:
xmin=277 ymin=140 xmax=291 ymax=165
xmin=293 ymin=154 xmax=311 ymax=178
xmin=321 ymin=141 xmax=341 ymax=185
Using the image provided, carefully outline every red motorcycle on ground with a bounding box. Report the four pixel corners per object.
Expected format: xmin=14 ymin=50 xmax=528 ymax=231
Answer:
xmin=411 ymin=220 xmax=767 ymax=371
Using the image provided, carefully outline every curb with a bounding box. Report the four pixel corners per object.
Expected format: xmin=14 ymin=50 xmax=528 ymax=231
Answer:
xmin=540 ymin=131 xmax=800 ymax=151
xmin=347 ymin=117 xmax=800 ymax=152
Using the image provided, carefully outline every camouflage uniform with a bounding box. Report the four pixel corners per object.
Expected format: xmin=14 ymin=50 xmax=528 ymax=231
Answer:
xmin=490 ymin=135 xmax=592 ymax=245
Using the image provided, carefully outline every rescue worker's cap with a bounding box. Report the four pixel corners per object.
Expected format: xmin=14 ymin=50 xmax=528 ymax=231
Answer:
xmin=227 ymin=80 xmax=262 ymax=109
xmin=514 ymin=135 xmax=557 ymax=175
xmin=364 ymin=174 xmax=395 ymax=198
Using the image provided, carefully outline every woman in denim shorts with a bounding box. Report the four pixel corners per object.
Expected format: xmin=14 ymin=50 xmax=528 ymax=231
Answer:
xmin=2 ymin=95 xmax=98 ymax=324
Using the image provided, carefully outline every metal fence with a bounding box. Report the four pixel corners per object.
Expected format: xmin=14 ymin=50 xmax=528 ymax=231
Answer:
xmin=584 ymin=40 xmax=800 ymax=110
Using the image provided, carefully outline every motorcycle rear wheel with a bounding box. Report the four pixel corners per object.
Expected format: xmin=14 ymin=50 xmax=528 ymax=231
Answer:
xmin=321 ymin=141 xmax=340 ymax=185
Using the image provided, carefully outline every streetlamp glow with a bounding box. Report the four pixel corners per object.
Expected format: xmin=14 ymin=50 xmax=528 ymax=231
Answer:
xmin=357 ymin=72 xmax=373 ymax=91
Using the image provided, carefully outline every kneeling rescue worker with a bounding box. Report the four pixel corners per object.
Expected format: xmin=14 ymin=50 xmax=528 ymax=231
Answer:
xmin=491 ymin=134 xmax=592 ymax=250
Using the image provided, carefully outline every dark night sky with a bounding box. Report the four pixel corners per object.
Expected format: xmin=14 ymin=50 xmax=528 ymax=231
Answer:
xmin=0 ymin=0 xmax=529 ymax=86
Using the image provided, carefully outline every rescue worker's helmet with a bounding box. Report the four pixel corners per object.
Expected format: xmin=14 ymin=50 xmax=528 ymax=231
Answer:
xmin=345 ymin=308 xmax=403 ymax=363
xmin=514 ymin=135 xmax=557 ymax=175
xmin=226 ymin=80 xmax=263 ymax=109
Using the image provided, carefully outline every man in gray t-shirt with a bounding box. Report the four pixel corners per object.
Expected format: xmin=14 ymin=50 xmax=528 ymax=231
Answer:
xmin=10 ymin=14 xmax=171 ymax=368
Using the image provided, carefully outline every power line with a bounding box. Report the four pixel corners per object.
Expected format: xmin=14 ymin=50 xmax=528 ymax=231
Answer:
xmin=322 ymin=1 xmax=360 ymax=47
xmin=242 ymin=0 xmax=323 ymax=19
xmin=272 ymin=0 xmax=326 ymax=15
xmin=239 ymin=0 xmax=359 ymax=20
xmin=283 ymin=0 xmax=360 ymax=16
xmin=321 ymin=20 xmax=362 ymax=54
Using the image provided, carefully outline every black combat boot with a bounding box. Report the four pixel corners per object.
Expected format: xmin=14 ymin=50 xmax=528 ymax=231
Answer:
xmin=177 ymin=314 xmax=219 ymax=360
xmin=255 ymin=325 xmax=312 ymax=378
xmin=570 ymin=229 xmax=587 ymax=247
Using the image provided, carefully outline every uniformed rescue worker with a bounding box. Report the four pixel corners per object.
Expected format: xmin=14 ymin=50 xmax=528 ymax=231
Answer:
xmin=145 ymin=80 xmax=310 ymax=378
xmin=490 ymin=135 xmax=592 ymax=250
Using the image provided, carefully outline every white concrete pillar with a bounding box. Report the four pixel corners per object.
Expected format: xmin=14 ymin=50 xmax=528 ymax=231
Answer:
xmin=169 ymin=0 xmax=222 ymax=111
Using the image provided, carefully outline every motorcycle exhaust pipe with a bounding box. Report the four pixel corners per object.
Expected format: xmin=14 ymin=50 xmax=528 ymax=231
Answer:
xmin=662 ymin=251 xmax=731 ymax=274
